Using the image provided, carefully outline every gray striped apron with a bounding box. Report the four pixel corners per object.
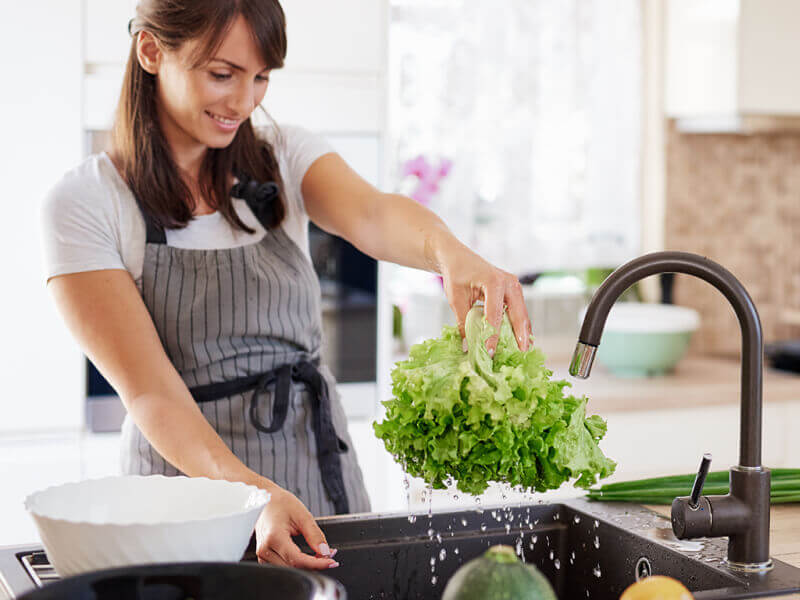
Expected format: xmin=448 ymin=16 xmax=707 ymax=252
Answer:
xmin=119 ymin=188 xmax=371 ymax=516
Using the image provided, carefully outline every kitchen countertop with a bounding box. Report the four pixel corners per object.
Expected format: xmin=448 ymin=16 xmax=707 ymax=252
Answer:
xmin=548 ymin=355 xmax=800 ymax=413
xmin=645 ymin=503 xmax=800 ymax=599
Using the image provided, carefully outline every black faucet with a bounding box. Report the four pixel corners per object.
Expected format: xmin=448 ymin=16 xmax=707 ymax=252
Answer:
xmin=569 ymin=251 xmax=772 ymax=572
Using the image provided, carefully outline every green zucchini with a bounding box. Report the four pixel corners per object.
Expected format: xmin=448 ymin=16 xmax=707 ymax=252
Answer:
xmin=442 ymin=545 xmax=557 ymax=600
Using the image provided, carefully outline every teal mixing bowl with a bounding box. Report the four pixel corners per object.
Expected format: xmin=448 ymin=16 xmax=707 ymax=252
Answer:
xmin=583 ymin=303 xmax=700 ymax=377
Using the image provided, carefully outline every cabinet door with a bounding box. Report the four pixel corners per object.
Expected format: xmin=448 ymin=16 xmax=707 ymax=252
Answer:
xmin=85 ymin=0 xmax=138 ymax=65
xmin=738 ymin=0 xmax=800 ymax=114
xmin=664 ymin=0 xmax=738 ymax=118
xmin=0 ymin=435 xmax=82 ymax=544
xmin=1 ymin=0 xmax=84 ymax=433
xmin=281 ymin=0 xmax=386 ymax=73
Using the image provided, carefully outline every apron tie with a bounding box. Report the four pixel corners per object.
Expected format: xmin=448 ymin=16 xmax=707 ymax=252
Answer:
xmin=189 ymin=360 xmax=350 ymax=514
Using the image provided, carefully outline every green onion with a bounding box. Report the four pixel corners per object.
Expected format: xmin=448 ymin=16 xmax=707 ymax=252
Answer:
xmin=586 ymin=469 xmax=800 ymax=505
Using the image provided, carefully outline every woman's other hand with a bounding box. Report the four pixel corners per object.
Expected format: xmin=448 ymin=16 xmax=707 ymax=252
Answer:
xmin=438 ymin=241 xmax=532 ymax=356
xmin=254 ymin=483 xmax=339 ymax=570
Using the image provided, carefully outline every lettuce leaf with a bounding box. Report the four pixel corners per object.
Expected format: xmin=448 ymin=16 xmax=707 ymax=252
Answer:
xmin=373 ymin=306 xmax=616 ymax=495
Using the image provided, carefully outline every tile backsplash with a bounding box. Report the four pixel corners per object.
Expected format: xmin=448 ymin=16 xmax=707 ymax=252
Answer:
xmin=665 ymin=121 xmax=800 ymax=357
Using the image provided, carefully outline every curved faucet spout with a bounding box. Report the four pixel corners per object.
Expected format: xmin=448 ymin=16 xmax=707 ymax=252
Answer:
xmin=571 ymin=251 xmax=771 ymax=569
xmin=570 ymin=251 xmax=763 ymax=467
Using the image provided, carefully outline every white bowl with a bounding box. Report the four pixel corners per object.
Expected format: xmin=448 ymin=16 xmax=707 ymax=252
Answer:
xmin=579 ymin=303 xmax=701 ymax=377
xmin=24 ymin=475 xmax=269 ymax=577
xmin=597 ymin=302 xmax=700 ymax=333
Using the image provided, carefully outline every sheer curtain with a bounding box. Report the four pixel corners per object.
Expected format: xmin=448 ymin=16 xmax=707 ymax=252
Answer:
xmin=388 ymin=0 xmax=642 ymax=275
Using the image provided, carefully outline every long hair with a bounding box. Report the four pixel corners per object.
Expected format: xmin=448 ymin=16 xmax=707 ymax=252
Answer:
xmin=112 ymin=0 xmax=287 ymax=232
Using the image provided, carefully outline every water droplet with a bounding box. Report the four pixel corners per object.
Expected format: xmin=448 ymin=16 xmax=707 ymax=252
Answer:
xmin=505 ymin=523 xmax=511 ymax=534
xmin=430 ymin=557 xmax=436 ymax=566
xmin=454 ymin=547 xmax=460 ymax=555
xmin=549 ymin=550 xmax=554 ymax=560
xmin=408 ymin=514 xmax=417 ymax=523
xmin=461 ymin=517 xmax=468 ymax=527
xmin=491 ymin=510 xmax=497 ymax=519
xmin=431 ymin=575 xmax=437 ymax=585
xmin=453 ymin=494 xmax=459 ymax=501
xmin=574 ymin=515 xmax=581 ymax=524
xmin=480 ymin=523 xmax=487 ymax=532
xmin=532 ymin=535 xmax=538 ymax=544
xmin=439 ymin=548 xmax=447 ymax=561
xmin=593 ymin=564 xmax=602 ymax=578
xmin=554 ymin=558 xmax=561 ymax=570
xmin=594 ymin=520 xmax=599 ymax=528
xmin=436 ymin=533 xmax=442 ymax=544
xmin=427 ymin=528 xmax=435 ymax=538
xmin=594 ymin=536 xmax=600 ymax=549
xmin=515 ymin=538 xmax=523 ymax=556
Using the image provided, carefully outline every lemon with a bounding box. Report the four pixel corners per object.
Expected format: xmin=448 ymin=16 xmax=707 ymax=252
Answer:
xmin=620 ymin=576 xmax=695 ymax=600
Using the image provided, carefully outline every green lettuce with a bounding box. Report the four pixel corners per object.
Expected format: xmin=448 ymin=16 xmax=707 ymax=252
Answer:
xmin=373 ymin=307 xmax=616 ymax=495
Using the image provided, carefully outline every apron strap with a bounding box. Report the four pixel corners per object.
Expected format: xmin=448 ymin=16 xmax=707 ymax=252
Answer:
xmin=188 ymin=360 xmax=351 ymax=514
xmin=144 ymin=217 xmax=167 ymax=244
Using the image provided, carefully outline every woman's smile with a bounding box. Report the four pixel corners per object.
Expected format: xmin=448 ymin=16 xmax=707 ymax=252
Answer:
xmin=205 ymin=110 xmax=241 ymax=132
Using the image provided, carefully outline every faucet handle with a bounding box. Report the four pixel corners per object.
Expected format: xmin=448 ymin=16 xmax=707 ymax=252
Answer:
xmin=690 ymin=453 xmax=713 ymax=508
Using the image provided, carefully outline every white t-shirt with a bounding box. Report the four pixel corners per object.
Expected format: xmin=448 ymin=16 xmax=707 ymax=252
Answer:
xmin=40 ymin=124 xmax=334 ymax=288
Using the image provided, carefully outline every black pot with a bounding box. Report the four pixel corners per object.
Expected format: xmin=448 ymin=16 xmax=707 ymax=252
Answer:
xmin=19 ymin=562 xmax=345 ymax=600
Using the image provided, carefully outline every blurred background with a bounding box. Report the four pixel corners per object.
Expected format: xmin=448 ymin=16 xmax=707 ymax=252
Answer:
xmin=2 ymin=0 xmax=800 ymax=544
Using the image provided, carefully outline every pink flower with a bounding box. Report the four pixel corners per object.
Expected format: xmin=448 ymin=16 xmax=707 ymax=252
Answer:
xmin=401 ymin=155 xmax=453 ymax=207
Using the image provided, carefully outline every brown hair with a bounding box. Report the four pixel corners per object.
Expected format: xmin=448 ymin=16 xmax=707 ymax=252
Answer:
xmin=112 ymin=0 xmax=287 ymax=232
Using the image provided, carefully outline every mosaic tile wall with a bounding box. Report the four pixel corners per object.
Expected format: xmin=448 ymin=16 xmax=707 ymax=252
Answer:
xmin=665 ymin=121 xmax=800 ymax=357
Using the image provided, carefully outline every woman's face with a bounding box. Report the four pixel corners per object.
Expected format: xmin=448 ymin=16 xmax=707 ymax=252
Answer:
xmin=148 ymin=15 xmax=271 ymax=156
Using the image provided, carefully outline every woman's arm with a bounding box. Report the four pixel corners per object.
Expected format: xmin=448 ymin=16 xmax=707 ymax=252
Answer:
xmin=301 ymin=153 xmax=531 ymax=353
xmin=47 ymin=270 xmax=337 ymax=569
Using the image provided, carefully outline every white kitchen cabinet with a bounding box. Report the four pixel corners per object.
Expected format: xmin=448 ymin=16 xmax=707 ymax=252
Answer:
xmin=0 ymin=434 xmax=83 ymax=545
xmin=281 ymin=0 xmax=387 ymax=73
xmin=262 ymin=71 xmax=385 ymax=134
xmin=85 ymin=0 xmax=138 ymax=65
xmin=665 ymin=0 xmax=800 ymax=129
xmin=0 ymin=0 xmax=85 ymax=433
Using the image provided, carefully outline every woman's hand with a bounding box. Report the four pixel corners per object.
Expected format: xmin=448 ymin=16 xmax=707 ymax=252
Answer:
xmin=437 ymin=239 xmax=532 ymax=355
xmin=254 ymin=483 xmax=339 ymax=570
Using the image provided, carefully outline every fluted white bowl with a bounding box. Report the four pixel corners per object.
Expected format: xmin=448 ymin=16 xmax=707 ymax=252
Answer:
xmin=24 ymin=475 xmax=269 ymax=577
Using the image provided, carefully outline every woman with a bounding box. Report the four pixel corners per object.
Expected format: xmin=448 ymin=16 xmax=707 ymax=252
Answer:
xmin=41 ymin=0 xmax=531 ymax=571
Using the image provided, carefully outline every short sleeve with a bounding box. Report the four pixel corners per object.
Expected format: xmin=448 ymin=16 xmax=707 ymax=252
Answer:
xmin=281 ymin=124 xmax=335 ymax=190
xmin=40 ymin=165 xmax=126 ymax=283
xmin=258 ymin=124 xmax=335 ymax=216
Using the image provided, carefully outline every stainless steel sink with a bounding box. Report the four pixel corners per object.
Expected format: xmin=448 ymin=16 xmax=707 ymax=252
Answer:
xmin=311 ymin=499 xmax=800 ymax=599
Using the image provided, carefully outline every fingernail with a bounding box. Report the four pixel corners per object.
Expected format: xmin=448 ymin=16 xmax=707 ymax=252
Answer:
xmin=462 ymin=338 xmax=468 ymax=353
xmin=330 ymin=549 xmax=338 ymax=558
xmin=319 ymin=543 xmax=331 ymax=556
xmin=328 ymin=561 xmax=340 ymax=569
